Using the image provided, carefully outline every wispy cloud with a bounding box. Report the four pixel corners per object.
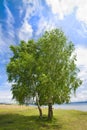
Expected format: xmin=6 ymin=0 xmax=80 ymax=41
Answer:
xmin=0 ymin=24 xmax=12 ymax=56
xmin=19 ymin=20 xmax=33 ymax=41
xmin=0 ymin=24 xmax=5 ymax=53
xmin=0 ymin=0 xmax=16 ymax=59
xmin=0 ymin=1 xmax=16 ymax=62
xmin=77 ymin=23 xmax=87 ymax=38
xmin=36 ymin=16 xmax=56 ymax=36
xmin=4 ymin=0 xmax=15 ymax=38
xmin=18 ymin=0 xmax=40 ymax=41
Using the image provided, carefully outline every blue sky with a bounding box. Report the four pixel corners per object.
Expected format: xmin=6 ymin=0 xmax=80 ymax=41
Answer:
xmin=0 ymin=0 xmax=87 ymax=103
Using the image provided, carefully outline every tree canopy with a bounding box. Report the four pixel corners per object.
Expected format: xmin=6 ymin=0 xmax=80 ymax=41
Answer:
xmin=7 ymin=29 xmax=82 ymax=119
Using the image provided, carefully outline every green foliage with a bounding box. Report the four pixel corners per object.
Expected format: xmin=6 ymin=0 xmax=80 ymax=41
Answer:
xmin=6 ymin=29 xmax=82 ymax=105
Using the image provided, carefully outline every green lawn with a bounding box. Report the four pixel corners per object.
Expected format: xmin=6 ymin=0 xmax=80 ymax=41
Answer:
xmin=0 ymin=105 xmax=87 ymax=130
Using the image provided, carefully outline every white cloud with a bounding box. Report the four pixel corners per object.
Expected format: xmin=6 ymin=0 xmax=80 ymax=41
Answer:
xmin=76 ymin=46 xmax=87 ymax=67
xmin=18 ymin=21 xmax=33 ymax=41
xmin=0 ymin=82 xmax=14 ymax=103
xmin=76 ymin=46 xmax=87 ymax=79
xmin=0 ymin=82 xmax=11 ymax=90
xmin=46 ymin=0 xmax=76 ymax=19
xmin=0 ymin=90 xmax=16 ymax=104
xmin=71 ymin=90 xmax=87 ymax=102
xmin=36 ymin=16 xmax=56 ymax=36
xmin=0 ymin=90 xmax=12 ymax=103
xmin=18 ymin=1 xmax=34 ymax=41
xmin=46 ymin=0 xmax=87 ymax=25
xmin=18 ymin=0 xmax=41 ymax=41
xmin=76 ymin=0 xmax=87 ymax=24
xmin=71 ymin=45 xmax=87 ymax=102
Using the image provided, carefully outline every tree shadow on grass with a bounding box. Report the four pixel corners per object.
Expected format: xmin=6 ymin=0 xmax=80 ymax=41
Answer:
xmin=0 ymin=113 xmax=62 ymax=130
xmin=79 ymin=111 xmax=87 ymax=116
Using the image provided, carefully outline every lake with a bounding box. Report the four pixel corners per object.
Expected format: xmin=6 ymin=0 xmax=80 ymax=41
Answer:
xmin=0 ymin=101 xmax=87 ymax=112
xmin=53 ymin=102 xmax=87 ymax=111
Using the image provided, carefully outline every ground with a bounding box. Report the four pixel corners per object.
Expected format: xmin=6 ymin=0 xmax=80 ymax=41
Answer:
xmin=0 ymin=105 xmax=87 ymax=130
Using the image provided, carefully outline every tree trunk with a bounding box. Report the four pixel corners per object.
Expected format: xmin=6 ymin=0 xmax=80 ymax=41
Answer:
xmin=37 ymin=101 xmax=42 ymax=118
xmin=48 ymin=103 xmax=53 ymax=120
xmin=36 ymin=93 xmax=42 ymax=118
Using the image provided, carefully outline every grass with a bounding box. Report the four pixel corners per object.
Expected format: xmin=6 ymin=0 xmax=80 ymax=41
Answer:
xmin=0 ymin=105 xmax=87 ymax=130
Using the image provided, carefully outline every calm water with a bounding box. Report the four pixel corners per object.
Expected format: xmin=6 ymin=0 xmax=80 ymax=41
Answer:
xmin=53 ymin=102 xmax=87 ymax=111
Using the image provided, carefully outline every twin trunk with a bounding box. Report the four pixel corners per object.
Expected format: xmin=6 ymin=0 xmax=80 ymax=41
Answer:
xmin=37 ymin=102 xmax=53 ymax=120
xmin=36 ymin=93 xmax=53 ymax=120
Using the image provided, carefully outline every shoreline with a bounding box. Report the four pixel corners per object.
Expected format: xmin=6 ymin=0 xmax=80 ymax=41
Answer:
xmin=0 ymin=103 xmax=87 ymax=112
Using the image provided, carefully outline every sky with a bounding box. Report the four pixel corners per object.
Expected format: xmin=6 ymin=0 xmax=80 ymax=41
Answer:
xmin=0 ymin=0 xmax=87 ymax=103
